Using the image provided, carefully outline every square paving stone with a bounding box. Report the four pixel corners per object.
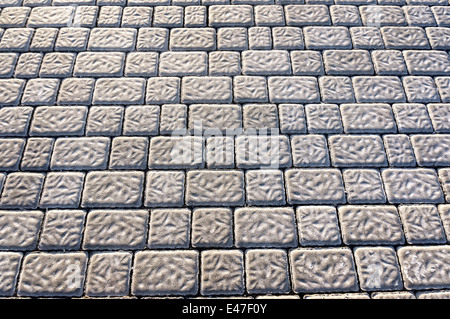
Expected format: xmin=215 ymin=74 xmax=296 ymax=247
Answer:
xmin=343 ymin=169 xmax=386 ymax=204
xmin=340 ymin=103 xmax=397 ymax=133
xmin=123 ymin=105 xmax=160 ymax=136
xmin=86 ymin=106 xmax=124 ymax=136
xmin=427 ymin=103 xmax=450 ymax=133
xmin=148 ymin=136 xmax=204 ymax=169
xmin=383 ymin=134 xmax=417 ymax=167
xmin=245 ymin=170 xmax=286 ymax=205
xmin=39 ymin=172 xmax=85 ymax=208
xmin=392 ymin=103 xmax=433 ymax=133
xmin=243 ymin=103 xmax=278 ymax=132
xmin=0 ymin=173 xmax=45 ymax=209
xmin=148 ymin=209 xmax=191 ymax=249
xmin=209 ymin=51 xmax=240 ymax=75
xmin=305 ymin=103 xmax=343 ymax=133
xmin=0 ymin=252 xmax=22 ymax=297
xmin=0 ymin=107 xmax=32 ymax=137
xmin=318 ymin=76 xmax=355 ymax=103
xmin=296 ymin=206 xmax=342 ymax=246
xmin=20 ymin=137 xmax=54 ymax=171
xmin=291 ymin=134 xmax=330 ymax=167
xmin=109 ymin=137 xmax=148 ymax=170
xmin=278 ymin=104 xmax=307 ymax=134
xmin=159 ymin=104 xmax=187 ymax=135
xmin=0 ymin=210 xmax=43 ymax=250
xmin=0 ymin=138 xmax=25 ymax=171
xmin=205 ymin=136 xmax=234 ymax=168
xmin=191 ymin=208 xmax=233 ymax=248
xmin=144 ymin=171 xmax=185 ymax=207
xmin=410 ymin=134 xmax=450 ymax=166
xmin=290 ymin=50 xmax=324 ymax=75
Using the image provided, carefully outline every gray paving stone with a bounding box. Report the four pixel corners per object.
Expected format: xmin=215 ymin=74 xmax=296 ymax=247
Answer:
xmin=268 ymin=76 xmax=320 ymax=103
xmin=340 ymin=103 xmax=396 ymax=133
xmin=0 ymin=7 xmax=30 ymax=28
xmin=399 ymin=205 xmax=447 ymax=244
xmin=296 ymin=206 xmax=341 ymax=246
xmin=148 ymin=208 xmax=191 ymax=248
xmin=97 ymin=6 xmax=122 ymax=27
xmin=83 ymin=210 xmax=148 ymax=249
xmin=38 ymin=210 xmax=85 ymax=250
xmin=432 ymin=6 xmax=450 ymax=26
xmin=21 ymin=138 xmax=54 ymax=171
xmin=147 ymin=77 xmax=180 ymax=104
xmin=27 ymin=6 xmax=74 ymax=27
xmin=330 ymin=5 xmax=361 ymax=26
xmin=411 ymin=134 xmax=450 ymax=166
xmin=305 ymin=103 xmax=343 ymax=133
xmin=383 ymin=134 xmax=417 ymax=167
xmin=328 ymin=135 xmax=387 ymax=167
xmin=205 ymin=136 xmax=234 ymax=168
xmin=0 ymin=79 xmax=24 ymax=106
xmin=87 ymin=28 xmax=136 ymax=51
xmin=74 ymin=52 xmax=125 ymax=77
xmin=435 ymin=77 xmax=450 ymax=102
xmin=93 ymin=78 xmax=145 ymax=105
xmin=217 ymin=27 xmax=248 ymax=50
xmin=285 ymin=5 xmax=331 ymax=26
xmin=148 ymin=136 xmax=204 ymax=169
xmin=182 ymin=76 xmax=232 ymax=103
xmin=137 ymin=27 xmax=169 ymax=51
xmin=290 ymin=50 xmax=324 ymax=75
xmin=0 ymin=210 xmax=43 ymax=250
xmin=397 ymin=246 xmax=450 ymax=290
xmin=248 ymin=27 xmax=272 ymax=49
xmin=427 ymin=103 xmax=450 ymax=132
xmin=242 ymin=103 xmax=277 ymax=131
xmin=39 ymin=52 xmax=75 ymax=78
xmin=245 ymin=249 xmax=290 ymax=294
xmin=51 ymin=137 xmax=110 ymax=170
xmin=0 ymin=252 xmax=22 ymax=297
xmin=254 ymin=4 xmax=285 ymax=26
xmin=109 ymin=137 xmax=148 ymax=170
xmin=132 ymin=250 xmax=198 ymax=296
xmin=242 ymin=50 xmax=291 ymax=75
xmin=40 ymin=172 xmax=85 ymax=208
xmin=245 ymin=170 xmax=286 ymax=205
xmin=191 ymin=208 xmax=233 ymax=248
xmin=15 ymin=52 xmax=42 ymax=78
xmin=159 ymin=52 xmax=207 ymax=76
xmin=0 ymin=138 xmax=25 ymax=171
xmin=290 ymin=248 xmax=358 ymax=293
xmin=209 ymin=51 xmax=240 ymax=75
xmin=291 ymin=134 xmax=330 ymax=167
xmin=285 ymin=168 xmax=346 ymax=204
xmin=403 ymin=5 xmax=436 ymax=26
xmin=122 ymin=6 xmax=153 ymax=27
xmin=86 ymin=106 xmax=123 ymax=136
xmin=185 ymin=170 xmax=244 ymax=206
xmin=381 ymin=26 xmax=430 ymax=49
xmin=201 ymin=250 xmax=244 ymax=295
xmin=272 ymin=27 xmax=304 ymax=49
xmin=160 ymin=104 xmax=187 ymax=135
xmin=21 ymin=78 xmax=59 ymax=106
xmin=81 ymin=171 xmax=144 ymax=208
xmin=18 ymin=252 xmax=87 ymax=297
xmin=303 ymin=293 xmax=371 ymax=299
xmin=0 ymin=53 xmax=17 ymax=77
xmin=426 ymin=27 xmax=450 ymax=50
xmin=86 ymin=252 xmax=132 ymax=297
xmin=392 ymin=103 xmax=433 ymax=133
xmin=318 ymin=76 xmax=356 ymax=103
xmin=416 ymin=290 xmax=450 ymax=299
xmin=0 ymin=173 xmax=44 ymax=209
xmin=235 ymin=135 xmax=291 ymax=168
xmin=0 ymin=107 xmax=32 ymax=137
xmin=354 ymin=247 xmax=403 ymax=291
xmin=304 ymin=26 xmax=352 ymax=49
xmin=184 ymin=6 xmax=206 ymax=27
xmin=234 ymin=76 xmax=268 ymax=103
xmin=57 ymin=78 xmax=95 ymax=105
xmin=54 ymin=28 xmax=90 ymax=51
xmin=371 ymin=292 xmax=416 ymax=299
xmin=360 ymin=5 xmax=407 ymax=26
xmin=279 ymin=104 xmax=307 ymax=134
xmin=144 ymin=170 xmax=185 ymax=207
xmin=323 ymin=50 xmax=374 ymax=75
xmin=0 ymin=28 xmax=33 ymax=52
xmin=438 ymin=204 xmax=450 ymax=241
xmin=343 ymin=169 xmax=386 ymax=204
xmin=382 ymin=168 xmax=444 ymax=203
xmin=440 ymin=170 xmax=450 ymax=203
xmin=209 ymin=5 xmax=253 ymax=26
xmin=123 ymin=105 xmax=160 ymax=135
xmin=353 ymin=76 xmax=406 ymax=102
xmin=338 ymin=205 xmax=404 ymax=245
xmin=350 ymin=27 xmax=384 ymax=49
xmin=30 ymin=106 xmax=87 ymax=136
xmin=170 ymin=27 xmax=215 ymax=51
xmin=404 ymin=50 xmax=450 ymax=75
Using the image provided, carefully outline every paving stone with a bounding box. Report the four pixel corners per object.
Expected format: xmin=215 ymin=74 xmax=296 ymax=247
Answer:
xmin=39 ymin=52 xmax=75 ymax=77
xmin=122 ymin=6 xmax=153 ymax=27
xmin=416 ymin=290 xmax=450 ymax=299
xmin=435 ymin=77 xmax=450 ymax=102
xmin=57 ymin=78 xmax=95 ymax=105
xmin=397 ymin=246 xmax=450 ymax=290
xmin=438 ymin=204 xmax=450 ymax=241
xmin=201 ymin=250 xmax=244 ymax=295
xmin=328 ymin=135 xmax=387 ymax=167
xmin=234 ymin=76 xmax=268 ymax=103
xmin=83 ymin=210 xmax=148 ymax=249
xmin=290 ymin=248 xmax=358 ymax=293
xmin=360 ymin=5 xmax=407 ymax=26
xmin=383 ymin=134 xmax=417 ymax=167
xmin=382 ymin=168 xmax=444 ymax=203
xmin=354 ymin=247 xmax=403 ymax=291
xmin=352 ymin=76 xmax=406 ymax=103
xmin=0 ymin=53 xmax=17 ymax=77
xmin=81 ymin=171 xmax=144 ymax=208
xmin=296 ymin=206 xmax=341 ymax=246
xmin=0 ymin=210 xmax=43 ymax=250
xmin=88 ymin=28 xmax=136 ymax=51
xmin=411 ymin=134 xmax=450 ymax=166
xmin=242 ymin=103 xmax=277 ymax=131
xmin=109 ymin=137 xmax=148 ymax=170
xmin=330 ymin=5 xmax=361 ymax=26
xmin=86 ymin=106 xmax=123 ymax=137
xmin=323 ymin=50 xmax=374 ymax=75
xmin=318 ymin=76 xmax=355 ymax=103
xmin=94 ymin=78 xmax=145 ymax=105
xmin=432 ymin=6 xmax=450 ymax=26
xmin=291 ymin=134 xmax=330 ymax=167
xmin=21 ymin=138 xmax=54 ymax=171
xmin=403 ymin=5 xmax=436 ymax=26
xmin=86 ymin=252 xmax=132 ymax=297
xmin=285 ymin=5 xmax=331 ymax=26
xmin=235 ymin=135 xmax=291 ymax=168
xmin=0 ymin=107 xmax=31 ymax=137
xmin=303 ymin=293 xmax=371 ymax=299
xmin=74 ymin=52 xmax=125 ymax=77
xmin=285 ymin=168 xmax=346 ymax=204
xmin=217 ymin=27 xmax=248 ymax=50
xmin=290 ymin=50 xmax=324 ymax=75
xmin=27 ymin=6 xmax=74 ymax=27
xmin=427 ymin=103 xmax=450 ymax=132
xmin=54 ymin=28 xmax=90 ymax=51
xmin=38 ymin=210 xmax=86 ymax=250
xmin=144 ymin=171 xmax=185 ymax=207
xmin=21 ymin=78 xmax=59 ymax=106
xmin=304 ymin=26 xmax=352 ymax=49
xmin=381 ymin=26 xmax=430 ymax=49
xmin=149 ymin=136 xmax=204 ymax=169
xmin=0 ymin=79 xmax=24 ymax=106
xmin=305 ymin=103 xmax=343 ymax=133
xmin=399 ymin=205 xmax=447 ymax=244
xmin=340 ymin=103 xmax=396 ymax=133
xmin=146 ymin=77 xmax=180 ymax=104
xmin=278 ymin=104 xmax=307 ymax=134
xmin=184 ymin=6 xmax=206 ymax=27
xmin=245 ymin=249 xmax=290 ymax=294
xmin=15 ymin=52 xmax=42 ymax=78
xmin=18 ymin=252 xmax=87 ymax=297
xmin=0 ymin=173 xmax=44 ymax=209
xmin=350 ymin=27 xmax=384 ymax=49
xmin=248 ymin=27 xmax=272 ymax=49
xmin=268 ymin=76 xmax=319 ymax=103
xmin=392 ymin=103 xmax=433 ymax=133
xmin=148 ymin=209 xmax=191 ymax=248
xmin=206 ymin=136 xmax=234 ymax=168
xmin=0 ymin=138 xmax=25 ymax=171
xmin=98 ymin=6 xmax=122 ymax=27
xmin=132 ymin=251 xmax=198 ymax=296
xmin=371 ymin=292 xmax=416 ymax=299
xmin=242 ymin=50 xmax=291 ymax=75
xmin=160 ymin=104 xmax=187 ymax=135
xmin=0 ymin=7 xmax=30 ymax=28
xmin=209 ymin=5 xmax=253 ymax=26
xmin=51 ymin=137 xmax=110 ymax=170
xmin=170 ymin=27 xmax=215 ymax=51
xmin=123 ymin=105 xmax=160 ymax=135
xmin=403 ymin=50 xmax=450 ymax=75
xmin=0 ymin=252 xmax=22 ymax=297
xmin=209 ymin=51 xmax=240 ymax=75
xmin=137 ymin=27 xmax=169 ymax=51
xmin=426 ymin=27 xmax=450 ymax=50
xmin=185 ymin=170 xmax=244 ymax=206
xmin=254 ymin=4 xmax=285 ymax=26
xmin=182 ymin=76 xmax=232 ymax=103
xmin=0 ymin=27 xmax=33 ymax=52
xmin=40 ymin=172 xmax=85 ymax=208
xmin=191 ymin=208 xmax=233 ymax=248
xmin=272 ymin=27 xmax=304 ymax=49
xmin=29 ymin=106 xmax=87 ymax=136
xmin=245 ymin=170 xmax=286 ymax=205
xmin=159 ymin=52 xmax=207 ymax=76
xmin=440 ymin=170 xmax=450 ymax=203
xmin=343 ymin=169 xmax=386 ymax=204
xmin=338 ymin=205 xmax=404 ymax=245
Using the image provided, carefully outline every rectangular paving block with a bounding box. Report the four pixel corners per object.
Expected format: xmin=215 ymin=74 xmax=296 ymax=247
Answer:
xmin=0 ymin=210 xmax=43 ymax=250
xmin=74 ymin=52 xmax=125 ymax=77
xmin=291 ymin=134 xmax=330 ymax=167
xmin=81 ymin=171 xmax=144 ymax=208
xmin=245 ymin=169 xmax=286 ymax=205
xmin=144 ymin=171 xmax=185 ymax=207
xmin=285 ymin=4 xmax=331 ymax=26
xmin=381 ymin=26 xmax=430 ymax=49
xmin=148 ymin=136 xmax=204 ymax=169
xmin=352 ymin=76 xmax=406 ymax=103
xmin=109 ymin=136 xmax=148 ymax=170
xmin=329 ymin=135 xmax=387 ymax=167
xmin=411 ymin=134 xmax=450 ymax=166
xmin=343 ymin=169 xmax=386 ymax=204
xmin=234 ymin=207 xmax=297 ymax=247
xmin=159 ymin=52 xmax=207 ymax=76
xmin=146 ymin=77 xmax=180 ymax=104
xmin=192 ymin=208 xmax=233 ymax=248
xmin=93 ymin=78 xmax=146 ymax=105
xmin=185 ymin=170 xmax=244 ymax=206
xmin=323 ymin=49 xmax=374 ymax=75
xmin=403 ymin=50 xmax=450 ymax=75
xmin=243 ymin=104 xmax=278 ymax=132
xmin=0 ymin=139 xmax=25 ymax=171
xmin=0 ymin=252 xmax=22 ymax=297
xmin=0 ymin=107 xmax=32 ymax=136
xmin=181 ymin=76 xmax=232 ymax=103
xmin=29 ymin=106 xmax=87 ymax=136
xmin=0 ymin=79 xmax=25 ymax=106
xmin=27 ymin=6 xmax=74 ymax=27
xmin=242 ymin=50 xmax=291 ymax=75
xmin=83 ymin=210 xmax=148 ymax=249
xmin=18 ymin=252 xmax=87 ymax=297
xmin=170 ymin=27 xmax=216 ymax=51
xmin=189 ymin=104 xmax=242 ymax=133
xmin=305 ymin=104 xmax=343 ymax=133
xmin=87 ymin=28 xmax=136 ymax=51
xmin=383 ymin=134 xmax=417 ymax=167
xmin=40 ymin=172 xmax=84 ymax=208
xmin=21 ymin=138 xmax=54 ymax=171
xmin=0 ymin=173 xmax=45 ymax=209
xmin=340 ymin=103 xmax=397 ymax=133
xmin=268 ymin=76 xmax=320 ymax=103
xmin=209 ymin=5 xmax=253 ymax=26
xmin=304 ymin=26 xmax=352 ymax=49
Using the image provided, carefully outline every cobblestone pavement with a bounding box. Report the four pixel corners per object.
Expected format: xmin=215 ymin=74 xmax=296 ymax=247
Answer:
xmin=0 ymin=0 xmax=450 ymax=300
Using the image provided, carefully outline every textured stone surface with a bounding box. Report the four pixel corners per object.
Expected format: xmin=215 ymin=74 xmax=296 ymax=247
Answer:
xmin=148 ymin=209 xmax=190 ymax=249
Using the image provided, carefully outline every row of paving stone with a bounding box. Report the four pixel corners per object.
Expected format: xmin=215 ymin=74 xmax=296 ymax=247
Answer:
xmin=0 ymin=4 xmax=450 ymax=28
xmin=1 ymin=245 xmax=450 ymax=296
